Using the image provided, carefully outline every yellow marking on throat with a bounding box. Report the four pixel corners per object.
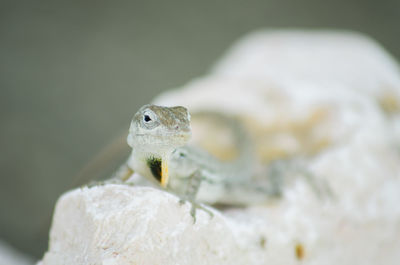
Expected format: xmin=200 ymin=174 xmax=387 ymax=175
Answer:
xmin=161 ymin=159 xmax=169 ymax=187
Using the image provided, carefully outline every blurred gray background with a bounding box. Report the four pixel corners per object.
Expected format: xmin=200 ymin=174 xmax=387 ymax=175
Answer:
xmin=0 ymin=0 xmax=399 ymax=259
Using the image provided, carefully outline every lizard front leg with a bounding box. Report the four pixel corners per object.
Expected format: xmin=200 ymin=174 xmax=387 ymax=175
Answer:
xmin=86 ymin=163 xmax=134 ymax=188
xmin=112 ymin=163 xmax=134 ymax=182
xmin=178 ymin=170 xmax=214 ymax=223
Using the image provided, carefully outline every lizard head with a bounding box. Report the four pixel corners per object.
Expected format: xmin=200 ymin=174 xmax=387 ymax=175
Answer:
xmin=127 ymin=104 xmax=192 ymax=187
xmin=127 ymin=104 xmax=192 ymax=155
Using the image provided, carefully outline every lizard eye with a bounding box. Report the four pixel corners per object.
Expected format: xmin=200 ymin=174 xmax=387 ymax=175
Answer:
xmin=144 ymin=114 xmax=152 ymax=122
xmin=143 ymin=111 xmax=155 ymax=123
xmin=141 ymin=110 xmax=158 ymax=129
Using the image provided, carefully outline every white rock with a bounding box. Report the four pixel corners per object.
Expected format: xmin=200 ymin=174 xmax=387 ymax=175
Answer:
xmin=39 ymin=30 xmax=400 ymax=265
xmin=213 ymin=30 xmax=400 ymax=98
xmin=40 ymin=186 xmax=264 ymax=265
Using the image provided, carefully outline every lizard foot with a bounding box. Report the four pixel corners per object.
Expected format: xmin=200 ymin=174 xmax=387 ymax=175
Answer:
xmin=178 ymin=198 xmax=214 ymax=224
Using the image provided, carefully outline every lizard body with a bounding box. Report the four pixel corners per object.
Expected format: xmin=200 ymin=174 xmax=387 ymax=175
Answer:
xmin=120 ymin=104 xmax=284 ymax=212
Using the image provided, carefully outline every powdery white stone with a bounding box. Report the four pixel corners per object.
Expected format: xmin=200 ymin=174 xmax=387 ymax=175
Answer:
xmin=213 ymin=30 xmax=400 ymax=98
xmin=39 ymin=186 xmax=256 ymax=265
xmin=39 ymin=30 xmax=400 ymax=265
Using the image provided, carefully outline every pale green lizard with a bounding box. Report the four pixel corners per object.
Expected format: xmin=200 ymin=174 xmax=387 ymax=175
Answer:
xmin=112 ymin=104 xmax=314 ymax=221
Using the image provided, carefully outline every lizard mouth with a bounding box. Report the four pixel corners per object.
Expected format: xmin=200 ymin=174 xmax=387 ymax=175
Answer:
xmin=137 ymin=130 xmax=191 ymax=140
xmin=127 ymin=132 xmax=191 ymax=148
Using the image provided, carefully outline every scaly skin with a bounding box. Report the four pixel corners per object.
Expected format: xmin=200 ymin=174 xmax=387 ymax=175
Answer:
xmin=116 ymin=104 xmax=289 ymax=222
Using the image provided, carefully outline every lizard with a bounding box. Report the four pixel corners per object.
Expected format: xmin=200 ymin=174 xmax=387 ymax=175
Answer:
xmin=111 ymin=104 xmax=300 ymax=221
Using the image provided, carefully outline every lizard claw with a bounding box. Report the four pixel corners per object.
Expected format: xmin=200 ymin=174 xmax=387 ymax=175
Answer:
xmin=178 ymin=198 xmax=214 ymax=223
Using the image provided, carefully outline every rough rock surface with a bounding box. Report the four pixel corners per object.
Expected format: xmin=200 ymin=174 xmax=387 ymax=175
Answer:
xmin=39 ymin=30 xmax=400 ymax=265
